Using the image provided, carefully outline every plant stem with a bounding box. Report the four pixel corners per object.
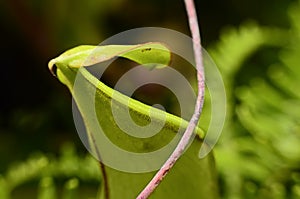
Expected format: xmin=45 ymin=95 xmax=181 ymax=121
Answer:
xmin=136 ymin=0 xmax=205 ymax=198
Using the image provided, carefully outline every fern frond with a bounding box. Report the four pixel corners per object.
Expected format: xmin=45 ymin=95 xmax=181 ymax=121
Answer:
xmin=233 ymin=1 xmax=300 ymax=197
xmin=208 ymin=22 xmax=287 ymax=79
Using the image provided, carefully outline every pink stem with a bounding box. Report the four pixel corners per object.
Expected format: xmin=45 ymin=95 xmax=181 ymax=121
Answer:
xmin=136 ymin=0 xmax=205 ymax=198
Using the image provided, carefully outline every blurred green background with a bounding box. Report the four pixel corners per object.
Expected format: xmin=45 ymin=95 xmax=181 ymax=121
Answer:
xmin=0 ymin=0 xmax=299 ymax=198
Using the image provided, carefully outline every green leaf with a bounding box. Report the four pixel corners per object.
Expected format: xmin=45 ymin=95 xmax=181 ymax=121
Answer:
xmin=208 ymin=23 xmax=287 ymax=79
xmin=49 ymin=43 xmax=218 ymax=199
xmin=49 ymin=42 xmax=171 ymax=74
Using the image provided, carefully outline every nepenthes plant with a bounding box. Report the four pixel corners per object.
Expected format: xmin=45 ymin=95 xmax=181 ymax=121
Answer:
xmin=48 ymin=0 xmax=219 ymax=198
